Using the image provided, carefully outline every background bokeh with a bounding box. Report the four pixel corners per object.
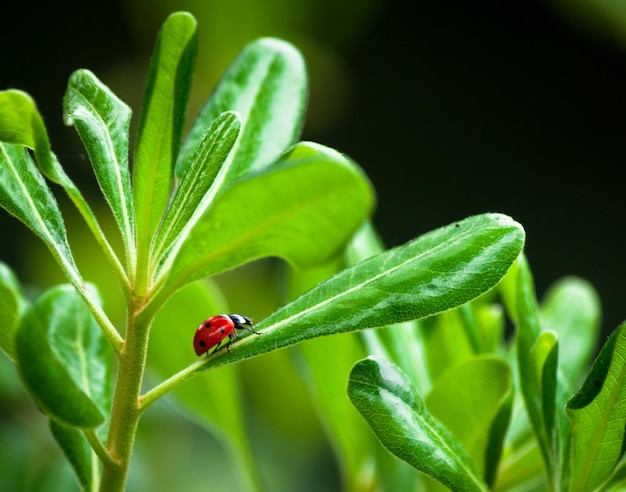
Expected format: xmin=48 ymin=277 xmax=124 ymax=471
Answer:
xmin=1 ymin=0 xmax=626 ymax=490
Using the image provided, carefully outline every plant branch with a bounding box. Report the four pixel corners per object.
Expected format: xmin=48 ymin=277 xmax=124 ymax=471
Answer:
xmin=138 ymin=358 xmax=207 ymax=413
xmin=83 ymin=429 xmax=118 ymax=469
xmin=79 ymin=285 xmax=124 ymax=355
xmin=54 ymin=169 xmax=132 ymax=297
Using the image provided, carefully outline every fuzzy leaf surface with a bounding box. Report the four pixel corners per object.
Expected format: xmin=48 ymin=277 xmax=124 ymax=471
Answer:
xmin=348 ymin=356 xmax=489 ymax=491
xmin=152 ymin=111 xmax=240 ymax=266
xmin=15 ymin=285 xmax=113 ymax=428
xmin=133 ymin=12 xmax=197 ymax=263
xmin=0 ymin=143 xmax=84 ymax=288
xmin=162 ymin=142 xmax=374 ymax=296
xmin=347 ymin=221 xmax=432 ymax=394
xmin=0 ymin=101 xmax=124 ymax=346
xmin=64 ymin=68 xmax=134 ymax=256
xmin=566 ymin=322 xmax=626 ymax=492
xmin=177 ymin=37 xmax=306 ymax=182
xmin=191 ymin=213 xmax=524 ymax=371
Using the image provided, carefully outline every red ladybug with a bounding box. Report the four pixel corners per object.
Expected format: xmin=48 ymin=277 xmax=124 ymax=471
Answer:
xmin=193 ymin=314 xmax=260 ymax=356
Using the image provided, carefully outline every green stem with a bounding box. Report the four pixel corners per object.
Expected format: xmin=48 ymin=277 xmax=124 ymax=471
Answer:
xmin=138 ymin=358 xmax=207 ymax=413
xmin=99 ymin=301 xmax=151 ymax=491
xmin=63 ymin=178 xmax=131 ymax=293
xmin=77 ymin=283 xmax=124 ymax=354
xmin=83 ymin=429 xmax=117 ymax=469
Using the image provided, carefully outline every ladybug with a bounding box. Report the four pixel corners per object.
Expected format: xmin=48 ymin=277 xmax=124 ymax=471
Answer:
xmin=193 ymin=314 xmax=261 ymax=356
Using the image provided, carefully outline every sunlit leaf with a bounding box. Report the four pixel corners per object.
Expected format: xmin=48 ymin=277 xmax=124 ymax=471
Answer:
xmin=0 ymin=111 xmax=124 ymax=350
xmin=133 ymin=12 xmax=197 ymax=272
xmin=0 ymin=89 xmax=64 ymax=182
xmin=0 ymin=144 xmax=82 ymax=287
xmin=178 ymin=37 xmax=306 ymax=182
xmin=152 ymin=111 xmax=241 ymax=268
xmin=64 ymin=69 xmax=134 ymax=261
xmin=192 ymin=213 xmax=524 ymax=371
xmin=158 ymin=142 xmax=374 ymax=300
xmin=347 ymin=221 xmax=431 ymax=395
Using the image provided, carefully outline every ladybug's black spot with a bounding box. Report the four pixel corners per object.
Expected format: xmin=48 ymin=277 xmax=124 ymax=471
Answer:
xmin=199 ymin=340 xmax=206 ymax=348
xmin=204 ymin=322 xmax=211 ymax=328
xmin=220 ymin=328 xmax=226 ymax=334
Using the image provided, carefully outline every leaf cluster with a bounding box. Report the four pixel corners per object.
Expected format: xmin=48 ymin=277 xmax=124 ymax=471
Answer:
xmin=0 ymin=10 xmax=619 ymax=492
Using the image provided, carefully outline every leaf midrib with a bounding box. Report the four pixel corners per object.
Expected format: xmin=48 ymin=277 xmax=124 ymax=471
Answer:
xmin=70 ymin=83 xmax=133 ymax=242
xmin=261 ymin=223 xmax=504 ymax=336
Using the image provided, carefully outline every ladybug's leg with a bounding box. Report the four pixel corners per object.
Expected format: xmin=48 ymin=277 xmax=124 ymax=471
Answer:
xmin=225 ymin=331 xmax=239 ymax=353
xmin=209 ymin=343 xmax=223 ymax=355
xmin=240 ymin=322 xmax=261 ymax=336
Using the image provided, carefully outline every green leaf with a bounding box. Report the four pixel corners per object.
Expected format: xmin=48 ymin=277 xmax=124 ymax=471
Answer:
xmin=177 ymin=37 xmax=307 ymax=182
xmin=148 ymin=280 xmax=262 ymax=492
xmin=425 ymin=356 xmax=512 ymax=481
xmin=287 ymin=254 xmax=391 ymax=490
xmin=0 ymin=143 xmax=121 ymax=351
xmin=469 ymin=302 xmax=505 ymax=355
xmin=600 ymin=454 xmax=626 ymax=491
xmin=49 ymin=420 xmax=96 ymax=491
xmin=348 ymin=356 xmax=490 ymax=491
xmin=513 ymin=255 xmax=559 ymax=483
xmin=63 ymin=68 xmax=134 ymax=263
xmin=0 ymin=262 xmax=27 ymax=361
xmin=530 ymin=331 xmax=559 ymax=442
xmin=133 ymin=12 xmax=197 ymax=279
xmin=485 ymin=390 xmax=514 ymax=487
xmin=0 ymin=89 xmax=63 ymax=181
xmin=347 ymin=221 xmax=432 ymax=395
xmin=0 ymin=90 xmax=127 ymax=296
xmin=541 ymin=277 xmax=601 ymax=386
xmin=0 ymin=143 xmax=81 ymax=285
xmin=293 ymin=223 xmax=424 ymax=491
xmin=298 ymin=334 xmax=378 ymax=489
xmin=15 ymin=284 xmax=113 ymax=428
xmin=157 ymin=141 xmax=374 ymax=300
xmin=420 ymin=308 xmax=476 ymax=383
xmin=151 ymin=111 xmax=241 ymax=267
xmin=566 ymin=322 xmax=626 ymax=492
xmin=192 ymin=213 xmax=524 ymax=371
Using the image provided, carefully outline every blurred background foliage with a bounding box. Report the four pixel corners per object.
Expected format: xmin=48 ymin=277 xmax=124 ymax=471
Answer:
xmin=1 ymin=0 xmax=626 ymax=490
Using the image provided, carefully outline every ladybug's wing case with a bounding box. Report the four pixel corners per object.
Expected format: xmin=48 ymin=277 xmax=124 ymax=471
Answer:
xmin=193 ymin=315 xmax=236 ymax=356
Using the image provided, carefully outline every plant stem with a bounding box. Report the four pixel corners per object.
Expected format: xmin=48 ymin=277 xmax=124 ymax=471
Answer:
xmin=138 ymin=358 xmax=206 ymax=413
xmin=99 ymin=300 xmax=151 ymax=491
xmin=83 ymin=429 xmax=117 ymax=469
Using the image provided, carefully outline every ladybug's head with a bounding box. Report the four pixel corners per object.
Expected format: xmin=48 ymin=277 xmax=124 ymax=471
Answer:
xmin=227 ymin=313 xmax=253 ymax=328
